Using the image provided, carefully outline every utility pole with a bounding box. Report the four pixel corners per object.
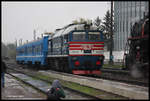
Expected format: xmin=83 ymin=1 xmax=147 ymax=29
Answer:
xmin=41 ymin=34 xmax=43 ymax=38
xmin=19 ymin=39 xmax=21 ymax=46
xmin=19 ymin=38 xmax=22 ymax=46
xmin=34 ymin=29 xmax=36 ymax=40
xmin=19 ymin=39 xmax=20 ymax=46
xmin=20 ymin=38 xmax=22 ymax=46
xmin=109 ymin=1 xmax=114 ymax=64
xmin=15 ymin=38 xmax=17 ymax=47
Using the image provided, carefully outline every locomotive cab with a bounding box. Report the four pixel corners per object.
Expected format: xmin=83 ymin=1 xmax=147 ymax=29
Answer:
xmin=68 ymin=24 xmax=104 ymax=75
xmin=46 ymin=23 xmax=104 ymax=75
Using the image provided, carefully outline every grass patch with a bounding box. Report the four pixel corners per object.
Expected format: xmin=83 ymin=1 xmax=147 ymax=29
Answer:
xmin=35 ymin=72 xmax=127 ymax=99
xmin=60 ymin=80 xmax=127 ymax=99
xmin=103 ymin=64 xmax=123 ymax=69
xmin=35 ymin=73 xmax=55 ymax=83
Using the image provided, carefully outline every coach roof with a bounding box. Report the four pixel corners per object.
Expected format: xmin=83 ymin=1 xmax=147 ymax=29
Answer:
xmin=16 ymin=36 xmax=49 ymax=49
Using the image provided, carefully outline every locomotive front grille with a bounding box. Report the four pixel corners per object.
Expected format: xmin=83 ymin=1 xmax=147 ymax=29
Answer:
xmin=84 ymin=61 xmax=92 ymax=70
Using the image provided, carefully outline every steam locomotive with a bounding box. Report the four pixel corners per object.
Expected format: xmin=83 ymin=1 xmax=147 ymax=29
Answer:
xmin=123 ymin=13 xmax=149 ymax=78
xmin=16 ymin=23 xmax=104 ymax=75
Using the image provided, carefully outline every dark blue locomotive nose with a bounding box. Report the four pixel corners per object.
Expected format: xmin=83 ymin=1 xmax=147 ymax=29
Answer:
xmin=69 ymin=55 xmax=103 ymax=70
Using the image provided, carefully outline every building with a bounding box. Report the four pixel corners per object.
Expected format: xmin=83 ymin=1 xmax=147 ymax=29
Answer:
xmin=113 ymin=1 xmax=149 ymax=51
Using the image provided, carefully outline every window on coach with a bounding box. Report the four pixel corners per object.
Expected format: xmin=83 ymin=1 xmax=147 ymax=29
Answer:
xmin=38 ymin=45 xmax=41 ymax=54
xmin=41 ymin=44 xmax=43 ymax=55
xmin=29 ymin=47 xmax=32 ymax=54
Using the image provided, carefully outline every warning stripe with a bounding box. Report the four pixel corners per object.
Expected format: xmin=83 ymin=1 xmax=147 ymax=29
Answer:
xmin=68 ymin=42 xmax=104 ymax=44
xmin=69 ymin=48 xmax=104 ymax=50
xmin=69 ymin=54 xmax=104 ymax=56
xmin=69 ymin=45 xmax=104 ymax=47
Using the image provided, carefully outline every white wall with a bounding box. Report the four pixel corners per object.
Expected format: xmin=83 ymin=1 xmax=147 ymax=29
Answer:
xmin=104 ymin=51 xmax=124 ymax=62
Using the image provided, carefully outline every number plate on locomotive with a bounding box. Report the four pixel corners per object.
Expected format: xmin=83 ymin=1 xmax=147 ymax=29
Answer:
xmin=84 ymin=50 xmax=91 ymax=53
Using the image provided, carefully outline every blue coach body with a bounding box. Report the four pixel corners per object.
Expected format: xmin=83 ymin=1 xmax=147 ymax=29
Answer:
xmin=16 ymin=36 xmax=49 ymax=66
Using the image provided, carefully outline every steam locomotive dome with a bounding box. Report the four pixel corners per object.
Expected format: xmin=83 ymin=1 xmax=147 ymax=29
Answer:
xmin=52 ymin=24 xmax=97 ymax=38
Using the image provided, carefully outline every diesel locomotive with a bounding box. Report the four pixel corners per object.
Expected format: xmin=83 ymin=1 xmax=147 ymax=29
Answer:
xmin=16 ymin=23 xmax=104 ymax=75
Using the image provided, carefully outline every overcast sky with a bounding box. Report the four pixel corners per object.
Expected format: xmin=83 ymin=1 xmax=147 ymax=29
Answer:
xmin=2 ymin=2 xmax=110 ymax=44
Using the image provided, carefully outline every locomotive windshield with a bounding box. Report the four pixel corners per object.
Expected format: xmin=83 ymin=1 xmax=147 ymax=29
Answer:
xmin=72 ymin=32 xmax=86 ymax=40
xmin=88 ymin=32 xmax=100 ymax=40
xmin=72 ymin=31 xmax=100 ymax=41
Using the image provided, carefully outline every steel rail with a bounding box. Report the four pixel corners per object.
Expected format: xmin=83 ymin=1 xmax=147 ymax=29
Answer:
xmin=6 ymin=66 xmax=100 ymax=100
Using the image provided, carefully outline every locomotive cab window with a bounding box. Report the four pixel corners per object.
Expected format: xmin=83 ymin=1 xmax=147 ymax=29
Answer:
xmin=64 ymin=34 xmax=68 ymax=43
xmin=72 ymin=32 xmax=86 ymax=40
xmin=88 ymin=32 xmax=100 ymax=40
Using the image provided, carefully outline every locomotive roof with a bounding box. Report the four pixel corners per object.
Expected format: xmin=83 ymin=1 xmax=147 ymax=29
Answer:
xmin=52 ymin=24 xmax=97 ymax=38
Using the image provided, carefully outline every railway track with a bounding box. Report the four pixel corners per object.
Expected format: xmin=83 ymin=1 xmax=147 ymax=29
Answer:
xmin=6 ymin=62 xmax=129 ymax=99
xmin=98 ymin=68 xmax=149 ymax=87
xmin=6 ymin=67 xmax=100 ymax=100
xmin=5 ymin=61 xmax=148 ymax=87
xmin=5 ymin=61 xmax=149 ymax=99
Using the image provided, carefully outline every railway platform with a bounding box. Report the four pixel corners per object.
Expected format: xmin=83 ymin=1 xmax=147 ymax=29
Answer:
xmin=1 ymin=73 xmax=47 ymax=100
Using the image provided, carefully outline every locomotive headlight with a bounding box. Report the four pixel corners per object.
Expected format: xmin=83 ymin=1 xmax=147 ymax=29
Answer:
xmin=136 ymin=46 xmax=140 ymax=50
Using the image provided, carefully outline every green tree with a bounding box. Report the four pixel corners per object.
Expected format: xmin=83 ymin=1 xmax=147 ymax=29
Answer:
xmin=79 ymin=18 xmax=86 ymax=24
xmin=6 ymin=43 xmax=16 ymax=58
xmin=72 ymin=19 xmax=79 ymax=24
xmin=72 ymin=18 xmax=92 ymax=25
xmin=2 ymin=42 xmax=8 ymax=57
xmin=93 ymin=16 xmax=101 ymax=30
xmin=102 ymin=10 xmax=114 ymax=39
xmin=102 ymin=10 xmax=114 ymax=51
xmin=93 ymin=16 xmax=106 ymax=31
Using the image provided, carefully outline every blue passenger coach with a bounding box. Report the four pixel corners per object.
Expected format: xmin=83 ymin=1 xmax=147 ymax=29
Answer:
xmin=16 ymin=36 xmax=49 ymax=67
